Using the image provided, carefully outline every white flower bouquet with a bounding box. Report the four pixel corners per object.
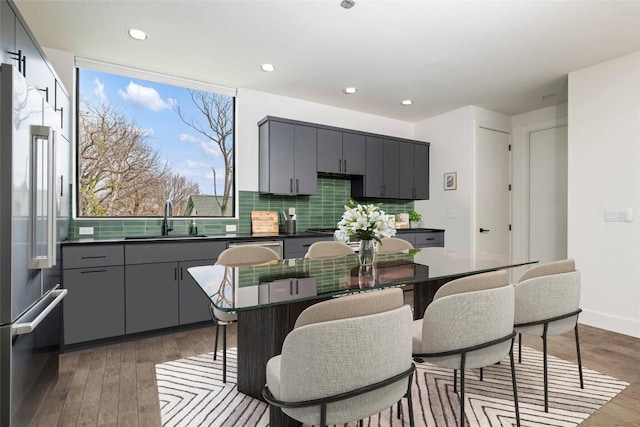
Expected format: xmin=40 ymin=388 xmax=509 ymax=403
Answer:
xmin=336 ymin=201 xmax=396 ymax=243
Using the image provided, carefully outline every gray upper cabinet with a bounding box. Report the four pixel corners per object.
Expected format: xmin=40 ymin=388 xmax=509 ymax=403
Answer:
xmin=355 ymin=136 xmax=400 ymax=199
xmin=399 ymin=142 xmax=430 ymax=200
xmin=317 ymin=129 xmax=365 ymax=175
xmin=259 ymin=118 xmax=317 ymax=195
xmin=259 ymin=116 xmax=429 ymax=200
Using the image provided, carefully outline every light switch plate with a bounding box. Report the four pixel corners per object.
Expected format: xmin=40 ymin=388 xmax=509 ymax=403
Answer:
xmin=225 ymin=224 xmax=237 ymax=232
xmin=78 ymin=227 xmax=94 ymax=235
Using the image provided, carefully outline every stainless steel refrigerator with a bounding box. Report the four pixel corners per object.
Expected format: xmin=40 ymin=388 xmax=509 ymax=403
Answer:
xmin=0 ymin=64 xmax=67 ymax=426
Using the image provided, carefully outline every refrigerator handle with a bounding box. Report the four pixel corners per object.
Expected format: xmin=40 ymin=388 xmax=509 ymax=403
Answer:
xmin=11 ymin=289 xmax=67 ymax=336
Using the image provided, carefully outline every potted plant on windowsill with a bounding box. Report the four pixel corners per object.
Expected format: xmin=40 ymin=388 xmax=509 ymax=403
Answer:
xmin=409 ymin=210 xmax=421 ymax=229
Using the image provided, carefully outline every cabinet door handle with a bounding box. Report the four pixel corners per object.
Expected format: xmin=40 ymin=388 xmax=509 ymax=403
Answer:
xmin=180 ymin=267 xmax=183 ymax=280
xmin=290 ymin=178 xmax=293 ymax=193
xmin=479 ymin=228 xmax=491 ymax=233
xmin=295 ymin=279 xmax=299 ymax=295
xmin=60 ymin=175 xmax=63 ymax=197
xmin=296 ymin=179 xmax=299 ymax=193
xmin=426 ymin=237 xmax=435 ymax=241
xmin=80 ymin=269 xmax=107 ymax=274
xmin=344 ymin=159 xmax=347 ymax=173
xmin=38 ymin=87 xmax=49 ymax=103
xmin=22 ymin=56 xmax=26 ymax=77
xmin=56 ymin=106 xmax=64 ymax=129
xmin=338 ymin=159 xmax=342 ymax=172
xmin=289 ymin=279 xmax=293 ymax=295
xmin=174 ymin=267 xmax=178 ymax=281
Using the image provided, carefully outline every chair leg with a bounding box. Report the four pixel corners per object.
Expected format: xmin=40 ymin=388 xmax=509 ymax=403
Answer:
xmin=213 ymin=323 xmax=220 ymax=361
xmin=320 ymin=403 xmax=327 ymax=427
xmin=479 ymin=367 xmax=483 ymax=381
xmin=575 ymin=324 xmax=584 ymax=389
xmin=407 ymin=370 xmax=415 ymax=427
xmin=509 ymin=339 xmax=521 ymax=427
xmin=397 ymin=400 xmax=401 ymax=419
xmin=459 ymin=354 xmax=467 ymax=427
xmin=543 ymin=324 xmax=549 ymax=412
xmin=359 ymin=420 xmax=363 ymax=427
xmin=222 ymin=324 xmax=227 ymax=384
xmin=453 ymin=369 xmax=457 ymax=393
xmin=518 ymin=332 xmax=522 ymax=363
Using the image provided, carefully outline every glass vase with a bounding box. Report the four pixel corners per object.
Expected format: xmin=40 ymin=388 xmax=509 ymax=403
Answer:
xmin=358 ymin=264 xmax=376 ymax=288
xmin=358 ymin=239 xmax=376 ymax=266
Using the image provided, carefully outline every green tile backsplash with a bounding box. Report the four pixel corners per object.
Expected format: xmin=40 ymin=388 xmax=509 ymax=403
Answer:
xmin=69 ymin=177 xmax=414 ymax=238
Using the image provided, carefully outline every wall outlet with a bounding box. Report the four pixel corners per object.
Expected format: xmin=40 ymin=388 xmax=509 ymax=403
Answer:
xmin=78 ymin=226 xmax=94 ymax=235
xmin=225 ymin=224 xmax=237 ymax=232
xmin=447 ymin=210 xmax=457 ymax=219
xmin=604 ymin=209 xmax=634 ymax=222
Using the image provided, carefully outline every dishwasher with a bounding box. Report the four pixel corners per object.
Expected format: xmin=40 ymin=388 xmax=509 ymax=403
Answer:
xmin=227 ymin=240 xmax=284 ymax=259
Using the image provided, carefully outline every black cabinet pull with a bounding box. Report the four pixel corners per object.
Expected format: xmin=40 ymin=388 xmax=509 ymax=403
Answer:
xmin=60 ymin=175 xmax=63 ymax=197
xmin=180 ymin=267 xmax=183 ymax=280
xmin=8 ymin=50 xmax=23 ymax=74
xmin=479 ymin=228 xmax=490 ymax=233
xmin=289 ymin=279 xmax=293 ymax=295
xmin=80 ymin=269 xmax=107 ymax=274
xmin=38 ymin=87 xmax=49 ymax=103
xmin=174 ymin=267 xmax=178 ymax=281
xmin=296 ymin=179 xmax=299 ymax=193
xmin=425 ymin=237 xmax=435 ymax=241
xmin=295 ymin=279 xmax=299 ymax=294
xmin=80 ymin=255 xmax=106 ymax=259
xmin=338 ymin=159 xmax=342 ymax=172
xmin=56 ymin=106 xmax=64 ymax=129
xmin=22 ymin=56 xmax=26 ymax=77
xmin=344 ymin=159 xmax=347 ymax=172
xmin=290 ymin=178 xmax=293 ymax=193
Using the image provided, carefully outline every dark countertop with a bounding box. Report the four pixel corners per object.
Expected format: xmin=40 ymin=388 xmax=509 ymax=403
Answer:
xmin=61 ymin=227 xmax=445 ymax=245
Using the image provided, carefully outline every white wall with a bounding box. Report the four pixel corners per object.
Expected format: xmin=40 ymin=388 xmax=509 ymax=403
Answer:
xmin=568 ymin=51 xmax=640 ymax=338
xmin=414 ymin=106 xmax=475 ymax=250
xmin=235 ymin=88 xmax=415 ymax=191
xmin=510 ymin=104 xmax=568 ymax=278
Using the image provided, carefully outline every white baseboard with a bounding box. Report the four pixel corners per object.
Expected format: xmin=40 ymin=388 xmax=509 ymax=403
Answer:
xmin=580 ymin=308 xmax=640 ymax=338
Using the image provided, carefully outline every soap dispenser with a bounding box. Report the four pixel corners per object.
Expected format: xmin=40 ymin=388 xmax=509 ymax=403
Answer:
xmin=189 ymin=219 xmax=198 ymax=236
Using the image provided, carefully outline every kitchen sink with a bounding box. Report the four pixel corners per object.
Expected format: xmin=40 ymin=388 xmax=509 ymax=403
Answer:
xmin=124 ymin=234 xmax=208 ymax=240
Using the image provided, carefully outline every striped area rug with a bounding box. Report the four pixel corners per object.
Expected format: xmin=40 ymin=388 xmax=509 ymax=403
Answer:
xmin=155 ymin=346 xmax=628 ymax=426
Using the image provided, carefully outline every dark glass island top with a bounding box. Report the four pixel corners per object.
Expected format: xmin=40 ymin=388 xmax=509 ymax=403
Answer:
xmin=187 ymin=247 xmax=536 ymax=312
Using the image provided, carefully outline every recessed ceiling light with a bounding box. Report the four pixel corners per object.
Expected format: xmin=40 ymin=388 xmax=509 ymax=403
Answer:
xmin=401 ymin=99 xmax=414 ymax=106
xmin=542 ymin=94 xmax=557 ymax=100
xmin=340 ymin=0 xmax=355 ymax=9
xmin=127 ymin=28 xmax=148 ymax=41
xmin=260 ymin=63 xmax=275 ymax=72
xmin=343 ymin=87 xmax=357 ymax=94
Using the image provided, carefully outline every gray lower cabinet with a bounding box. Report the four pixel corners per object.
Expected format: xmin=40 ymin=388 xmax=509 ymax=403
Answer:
xmin=62 ymin=244 xmax=125 ymax=345
xmin=396 ymin=231 xmax=445 ymax=248
xmin=125 ymin=262 xmax=179 ymax=334
xmin=283 ymin=236 xmax=333 ymax=259
xmin=179 ymin=259 xmax=217 ymax=325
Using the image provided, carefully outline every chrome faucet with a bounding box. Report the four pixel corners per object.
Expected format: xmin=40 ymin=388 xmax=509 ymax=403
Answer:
xmin=162 ymin=199 xmax=173 ymax=236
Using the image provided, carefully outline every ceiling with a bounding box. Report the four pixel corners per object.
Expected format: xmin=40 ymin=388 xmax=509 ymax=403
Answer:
xmin=13 ymin=0 xmax=640 ymax=123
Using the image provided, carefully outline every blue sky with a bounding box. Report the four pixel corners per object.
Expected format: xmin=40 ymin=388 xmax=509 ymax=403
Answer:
xmin=78 ymin=69 xmax=233 ymax=196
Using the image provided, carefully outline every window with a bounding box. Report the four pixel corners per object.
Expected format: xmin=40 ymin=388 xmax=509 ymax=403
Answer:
xmin=76 ymin=65 xmax=235 ymax=218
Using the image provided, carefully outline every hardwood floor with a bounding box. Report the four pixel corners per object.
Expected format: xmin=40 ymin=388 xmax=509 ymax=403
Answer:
xmin=33 ymin=314 xmax=639 ymax=426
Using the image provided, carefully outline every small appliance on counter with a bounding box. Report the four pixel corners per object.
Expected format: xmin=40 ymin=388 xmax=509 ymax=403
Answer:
xmin=396 ymin=213 xmax=410 ymax=229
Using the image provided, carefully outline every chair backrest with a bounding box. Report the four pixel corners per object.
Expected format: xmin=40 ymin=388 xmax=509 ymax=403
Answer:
xmin=515 ymin=259 xmax=580 ymax=336
xmin=305 ymin=241 xmax=355 ymax=259
xmin=433 ymin=269 xmax=509 ymax=300
xmin=294 ymin=287 xmax=404 ymax=329
xmin=419 ymin=270 xmax=514 ymax=369
xmin=279 ymin=305 xmax=413 ymax=425
xmin=216 ymin=245 xmax=281 ymax=267
xmin=376 ymin=237 xmax=414 ymax=254
xmin=518 ymin=258 xmax=575 ymax=282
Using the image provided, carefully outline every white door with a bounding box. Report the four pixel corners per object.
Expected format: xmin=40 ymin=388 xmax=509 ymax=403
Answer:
xmin=529 ymin=125 xmax=568 ymax=263
xmin=476 ymin=127 xmax=511 ymax=255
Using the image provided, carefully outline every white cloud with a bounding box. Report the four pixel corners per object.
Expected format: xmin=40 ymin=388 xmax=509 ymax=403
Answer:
xmin=180 ymin=133 xmax=199 ymax=143
xmin=201 ymin=140 xmax=222 ymax=158
xmin=93 ymin=78 xmax=107 ymax=101
xmin=118 ymin=82 xmax=172 ymax=111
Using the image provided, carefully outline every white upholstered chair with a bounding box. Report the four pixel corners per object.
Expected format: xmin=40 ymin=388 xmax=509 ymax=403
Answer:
xmin=304 ymin=241 xmax=355 ymax=259
xmin=211 ymin=245 xmax=280 ymax=382
xmin=412 ymin=270 xmax=520 ymax=427
xmin=376 ymin=237 xmax=414 ymax=254
xmin=514 ymin=259 xmax=583 ymax=412
xmin=263 ymin=288 xmax=415 ymax=426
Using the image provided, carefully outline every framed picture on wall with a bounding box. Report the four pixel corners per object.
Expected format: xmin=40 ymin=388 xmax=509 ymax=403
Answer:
xmin=444 ymin=172 xmax=457 ymax=190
